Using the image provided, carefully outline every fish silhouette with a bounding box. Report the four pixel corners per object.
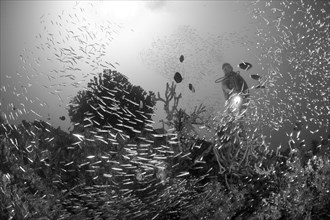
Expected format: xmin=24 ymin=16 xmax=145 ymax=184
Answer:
xmin=255 ymin=84 xmax=266 ymax=89
xmin=174 ymin=72 xmax=183 ymax=83
xmin=179 ymin=55 xmax=184 ymax=63
xmin=188 ymin=83 xmax=195 ymax=93
xmin=250 ymin=74 xmax=261 ymax=81
xmin=238 ymin=62 xmax=252 ymax=71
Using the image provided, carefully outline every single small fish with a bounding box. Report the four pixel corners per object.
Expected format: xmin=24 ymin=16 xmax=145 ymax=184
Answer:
xmin=293 ymin=122 xmax=302 ymax=131
xmin=250 ymin=74 xmax=261 ymax=81
xmin=255 ymin=84 xmax=266 ymax=89
xmin=176 ymin=171 xmax=190 ymax=178
xmin=139 ymin=100 xmax=143 ymax=109
xmin=238 ymin=62 xmax=252 ymax=71
xmin=59 ymin=116 xmax=65 ymax=120
xmin=174 ymin=72 xmax=183 ymax=83
xmin=188 ymin=83 xmax=195 ymax=93
xmin=179 ymin=55 xmax=184 ymax=63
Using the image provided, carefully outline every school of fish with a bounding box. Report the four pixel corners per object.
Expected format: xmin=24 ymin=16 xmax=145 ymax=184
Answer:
xmin=0 ymin=0 xmax=329 ymax=219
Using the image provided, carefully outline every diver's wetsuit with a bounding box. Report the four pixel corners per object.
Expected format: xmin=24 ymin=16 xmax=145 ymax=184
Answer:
xmin=221 ymin=70 xmax=250 ymax=122
xmin=221 ymin=71 xmax=249 ymax=101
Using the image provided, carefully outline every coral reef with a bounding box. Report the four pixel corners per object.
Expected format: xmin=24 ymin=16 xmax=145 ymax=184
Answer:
xmin=1 ymin=75 xmax=329 ymax=220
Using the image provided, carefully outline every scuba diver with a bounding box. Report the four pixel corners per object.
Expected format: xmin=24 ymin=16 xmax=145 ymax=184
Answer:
xmin=215 ymin=63 xmax=249 ymax=115
xmin=210 ymin=63 xmax=250 ymax=177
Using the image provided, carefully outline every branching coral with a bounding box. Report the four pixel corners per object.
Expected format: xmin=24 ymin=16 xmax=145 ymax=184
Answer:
xmin=191 ymin=109 xmax=268 ymax=193
xmin=155 ymin=82 xmax=207 ymax=134
xmin=155 ymin=82 xmax=208 ymax=154
xmin=189 ymin=103 xmax=206 ymax=125
xmin=254 ymin=163 xmax=275 ymax=176
xmin=154 ymin=82 xmax=182 ymax=125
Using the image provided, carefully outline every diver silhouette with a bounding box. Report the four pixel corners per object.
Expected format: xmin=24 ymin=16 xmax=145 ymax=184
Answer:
xmin=216 ymin=63 xmax=249 ymax=115
xmin=212 ymin=63 xmax=250 ymax=174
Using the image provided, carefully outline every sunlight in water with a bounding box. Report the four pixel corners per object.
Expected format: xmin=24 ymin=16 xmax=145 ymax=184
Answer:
xmin=98 ymin=1 xmax=142 ymax=22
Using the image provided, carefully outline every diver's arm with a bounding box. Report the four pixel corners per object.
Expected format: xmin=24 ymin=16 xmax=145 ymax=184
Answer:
xmin=222 ymin=83 xmax=232 ymax=100
xmin=222 ymin=88 xmax=229 ymax=100
xmin=223 ymin=87 xmax=232 ymax=94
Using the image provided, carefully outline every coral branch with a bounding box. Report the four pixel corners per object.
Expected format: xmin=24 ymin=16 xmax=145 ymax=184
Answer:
xmin=155 ymin=82 xmax=182 ymax=124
